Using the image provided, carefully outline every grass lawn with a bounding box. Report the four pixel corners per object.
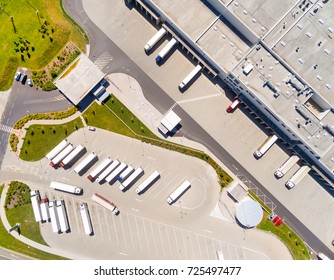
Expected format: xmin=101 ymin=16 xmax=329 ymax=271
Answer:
xmin=0 ymin=0 xmax=86 ymax=90
xmin=6 ymin=204 xmax=48 ymax=246
xmin=83 ymin=99 xmax=158 ymax=140
xmin=0 ymin=184 xmax=66 ymax=259
xmin=258 ymin=212 xmax=310 ymax=260
xmin=20 ymin=117 xmax=83 ymax=161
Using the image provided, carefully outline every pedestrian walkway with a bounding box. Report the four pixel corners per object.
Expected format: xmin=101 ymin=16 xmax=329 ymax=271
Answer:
xmin=0 ymin=124 xmax=12 ymax=133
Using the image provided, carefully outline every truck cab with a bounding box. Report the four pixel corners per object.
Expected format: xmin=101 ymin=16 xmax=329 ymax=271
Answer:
xmin=226 ymin=98 xmax=241 ymax=113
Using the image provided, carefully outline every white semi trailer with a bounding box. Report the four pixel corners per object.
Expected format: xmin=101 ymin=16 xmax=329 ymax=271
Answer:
xmin=40 ymin=198 xmax=50 ymax=222
xmin=49 ymin=144 xmax=74 ymax=167
xmin=87 ymin=157 xmax=112 ymax=181
xmin=135 ymin=170 xmax=160 ymax=194
xmin=119 ymin=167 xmax=144 ymax=192
xmin=74 ymin=152 xmax=97 ymax=175
xmin=118 ymin=165 xmax=134 ymax=182
xmin=49 ymin=200 xmax=60 ymax=233
xmin=144 ymin=27 xmax=167 ymax=52
xmin=45 ymin=139 xmax=68 ymax=160
xmin=274 ymin=155 xmax=300 ymax=178
xmin=167 ymin=180 xmax=191 ymax=204
xmin=285 ymin=165 xmax=311 ymax=189
xmin=253 ymin=135 xmax=278 ymax=158
xmin=155 ymin=38 xmax=178 ymax=64
xmin=56 ymin=199 xmax=69 ymax=233
xmin=179 ymin=65 xmax=202 ymax=90
xmin=105 ymin=162 xmax=127 ymax=184
xmin=91 ymin=193 xmax=119 ymax=215
xmin=80 ymin=203 xmax=93 ymax=235
xmin=96 ymin=160 xmax=120 ymax=183
xmin=50 ymin=181 xmax=82 ymax=195
xmin=30 ymin=190 xmax=42 ymax=222
xmin=60 ymin=145 xmax=85 ymax=168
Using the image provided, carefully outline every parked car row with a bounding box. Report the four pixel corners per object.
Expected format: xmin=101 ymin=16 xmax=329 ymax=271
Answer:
xmin=14 ymin=71 xmax=33 ymax=87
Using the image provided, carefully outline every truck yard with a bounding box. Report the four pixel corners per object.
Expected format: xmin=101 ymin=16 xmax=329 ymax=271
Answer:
xmin=1 ymin=127 xmax=292 ymax=260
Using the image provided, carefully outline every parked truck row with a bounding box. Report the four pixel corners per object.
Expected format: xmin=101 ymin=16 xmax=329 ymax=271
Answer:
xmin=30 ymin=188 xmax=94 ymax=236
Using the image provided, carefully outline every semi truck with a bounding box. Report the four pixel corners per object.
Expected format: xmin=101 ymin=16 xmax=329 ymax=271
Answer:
xmin=50 ymin=181 xmax=82 ymax=195
xmin=91 ymin=193 xmax=119 ymax=215
xmin=49 ymin=144 xmax=74 ymax=167
xmin=119 ymin=167 xmax=144 ymax=192
xmin=56 ymin=199 xmax=69 ymax=233
xmin=253 ymin=134 xmax=278 ymax=158
xmin=45 ymin=139 xmax=68 ymax=160
xmin=74 ymin=152 xmax=97 ymax=175
xmin=96 ymin=160 xmax=120 ymax=183
xmin=87 ymin=157 xmax=112 ymax=181
xmin=155 ymin=38 xmax=178 ymax=64
xmin=30 ymin=190 xmax=42 ymax=222
xmin=285 ymin=165 xmax=311 ymax=189
xmin=317 ymin=252 xmax=330 ymax=260
xmin=49 ymin=200 xmax=60 ymax=233
xmin=167 ymin=180 xmax=191 ymax=205
xmin=179 ymin=65 xmax=202 ymax=90
xmin=105 ymin=162 xmax=127 ymax=184
xmin=80 ymin=203 xmax=93 ymax=235
xmin=59 ymin=145 xmax=85 ymax=168
xmin=144 ymin=27 xmax=167 ymax=52
xmin=135 ymin=170 xmax=160 ymax=194
xmin=226 ymin=98 xmax=241 ymax=113
xmin=274 ymin=155 xmax=300 ymax=178
xmin=40 ymin=198 xmax=50 ymax=222
xmin=118 ymin=165 xmax=134 ymax=182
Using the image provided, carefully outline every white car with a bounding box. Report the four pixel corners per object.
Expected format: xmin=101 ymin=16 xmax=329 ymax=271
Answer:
xmin=27 ymin=79 xmax=33 ymax=87
xmin=15 ymin=72 xmax=21 ymax=81
xmin=88 ymin=126 xmax=96 ymax=131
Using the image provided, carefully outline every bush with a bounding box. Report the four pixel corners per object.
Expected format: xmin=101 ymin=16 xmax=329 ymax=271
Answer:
xmin=9 ymin=133 xmax=19 ymax=152
xmin=4 ymin=181 xmax=31 ymax=210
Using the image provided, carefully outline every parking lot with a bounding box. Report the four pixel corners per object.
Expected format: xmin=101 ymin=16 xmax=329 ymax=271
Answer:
xmin=1 ymin=126 xmax=292 ymax=259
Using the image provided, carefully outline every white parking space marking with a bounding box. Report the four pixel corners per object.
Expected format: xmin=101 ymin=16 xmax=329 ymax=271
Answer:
xmin=119 ymin=214 xmax=128 ymax=248
xmin=134 ymin=215 xmax=143 ymax=252
xmin=125 ymin=213 xmax=136 ymax=250
xmin=149 ymin=219 xmax=159 ymax=256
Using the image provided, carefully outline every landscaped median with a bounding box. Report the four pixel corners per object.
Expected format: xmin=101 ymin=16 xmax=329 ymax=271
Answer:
xmin=9 ymin=106 xmax=80 ymax=157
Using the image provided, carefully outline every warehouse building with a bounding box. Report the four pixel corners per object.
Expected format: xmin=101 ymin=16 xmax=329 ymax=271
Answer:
xmin=128 ymin=0 xmax=334 ymax=187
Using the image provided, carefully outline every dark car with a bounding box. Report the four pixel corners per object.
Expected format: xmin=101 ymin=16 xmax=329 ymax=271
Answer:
xmin=14 ymin=71 xmax=21 ymax=81
xmin=19 ymin=74 xmax=27 ymax=84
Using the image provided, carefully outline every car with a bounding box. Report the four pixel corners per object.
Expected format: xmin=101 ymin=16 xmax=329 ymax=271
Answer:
xmin=268 ymin=212 xmax=276 ymax=221
xmin=27 ymin=79 xmax=33 ymax=87
xmin=14 ymin=72 xmax=21 ymax=81
xmin=275 ymin=218 xmax=283 ymax=227
xmin=88 ymin=126 xmax=96 ymax=131
xmin=19 ymin=74 xmax=27 ymax=84
xmin=272 ymin=216 xmax=280 ymax=224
